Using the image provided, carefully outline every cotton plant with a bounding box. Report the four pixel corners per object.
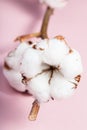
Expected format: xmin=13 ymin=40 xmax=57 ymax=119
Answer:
xmin=3 ymin=0 xmax=83 ymax=121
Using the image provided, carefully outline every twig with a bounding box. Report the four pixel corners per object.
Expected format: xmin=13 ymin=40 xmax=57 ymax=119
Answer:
xmin=14 ymin=32 xmax=41 ymax=42
xmin=28 ymin=100 xmax=40 ymax=121
xmin=40 ymin=6 xmax=54 ymax=39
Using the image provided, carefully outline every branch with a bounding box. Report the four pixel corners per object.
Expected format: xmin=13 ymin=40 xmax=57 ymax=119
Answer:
xmin=28 ymin=100 xmax=40 ymax=121
xmin=40 ymin=6 xmax=54 ymax=39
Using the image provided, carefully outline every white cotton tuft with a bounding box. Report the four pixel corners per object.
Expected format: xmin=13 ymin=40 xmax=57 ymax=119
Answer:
xmin=20 ymin=48 xmax=48 ymax=78
xmin=27 ymin=72 xmax=50 ymax=103
xmin=42 ymin=38 xmax=69 ymax=66
xmin=50 ymin=72 xmax=76 ymax=99
xmin=60 ymin=49 xmax=83 ymax=79
xmin=39 ymin=0 xmax=68 ymax=8
xmin=5 ymin=42 xmax=29 ymax=70
xmin=3 ymin=69 xmax=26 ymax=92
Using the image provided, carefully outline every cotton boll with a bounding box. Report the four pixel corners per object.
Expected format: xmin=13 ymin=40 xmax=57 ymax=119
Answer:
xmin=3 ymin=37 xmax=83 ymax=104
xmin=5 ymin=42 xmax=29 ymax=70
xmin=3 ymin=69 xmax=26 ymax=92
xmin=42 ymin=38 xmax=69 ymax=66
xmin=60 ymin=49 xmax=83 ymax=79
xmin=39 ymin=0 xmax=68 ymax=8
xmin=50 ymin=72 xmax=76 ymax=100
xmin=27 ymin=72 xmax=50 ymax=103
xmin=20 ymin=48 xmax=48 ymax=78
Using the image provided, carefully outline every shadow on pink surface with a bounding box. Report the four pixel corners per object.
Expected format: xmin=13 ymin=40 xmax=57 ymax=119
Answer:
xmin=4 ymin=0 xmax=44 ymax=33
xmin=6 ymin=0 xmax=43 ymax=17
xmin=0 ymin=64 xmax=33 ymax=127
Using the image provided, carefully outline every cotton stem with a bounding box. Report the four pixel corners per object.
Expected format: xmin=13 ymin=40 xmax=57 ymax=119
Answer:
xmin=40 ymin=6 xmax=54 ymax=39
xmin=28 ymin=100 xmax=40 ymax=121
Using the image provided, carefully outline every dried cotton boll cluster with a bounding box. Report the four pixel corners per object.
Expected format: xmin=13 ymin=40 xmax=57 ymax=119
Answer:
xmin=3 ymin=36 xmax=83 ymax=103
xmin=39 ymin=0 xmax=68 ymax=8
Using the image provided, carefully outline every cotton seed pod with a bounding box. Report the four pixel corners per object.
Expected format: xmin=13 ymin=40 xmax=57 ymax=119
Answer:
xmin=3 ymin=36 xmax=83 ymax=103
xmin=39 ymin=0 xmax=68 ymax=8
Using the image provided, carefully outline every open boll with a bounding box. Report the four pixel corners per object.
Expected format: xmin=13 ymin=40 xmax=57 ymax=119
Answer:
xmin=3 ymin=36 xmax=83 ymax=103
xmin=39 ymin=0 xmax=68 ymax=8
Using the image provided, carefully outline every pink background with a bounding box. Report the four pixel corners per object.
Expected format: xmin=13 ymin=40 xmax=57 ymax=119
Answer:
xmin=0 ymin=0 xmax=87 ymax=130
